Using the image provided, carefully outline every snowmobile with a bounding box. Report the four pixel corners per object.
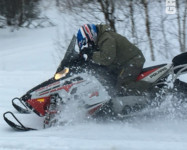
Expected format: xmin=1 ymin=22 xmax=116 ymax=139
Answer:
xmin=3 ymin=35 xmax=187 ymax=131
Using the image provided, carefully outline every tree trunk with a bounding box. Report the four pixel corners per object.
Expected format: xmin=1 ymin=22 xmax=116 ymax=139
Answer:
xmin=182 ymin=0 xmax=187 ymax=52
xmin=18 ymin=0 xmax=24 ymax=27
xmin=176 ymin=0 xmax=183 ymax=52
xmin=142 ymin=0 xmax=155 ymax=61
xmin=97 ymin=0 xmax=116 ymax=32
xmin=129 ymin=0 xmax=138 ymax=45
xmin=159 ymin=0 xmax=169 ymax=58
xmin=56 ymin=0 xmax=60 ymax=7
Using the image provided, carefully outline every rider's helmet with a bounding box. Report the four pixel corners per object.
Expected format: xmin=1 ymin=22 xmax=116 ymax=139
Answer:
xmin=77 ymin=24 xmax=97 ymax=51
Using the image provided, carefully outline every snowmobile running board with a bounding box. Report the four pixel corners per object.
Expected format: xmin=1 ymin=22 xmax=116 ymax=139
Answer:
xmin=3 ymin=112 xmax=36 ymax=131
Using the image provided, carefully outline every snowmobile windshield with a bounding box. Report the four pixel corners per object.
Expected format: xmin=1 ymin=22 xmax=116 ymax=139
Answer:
xmin=55 ymin=35 xmax=80 ymax=74
xmin=54 ymin=67 xmax=69 ymax=80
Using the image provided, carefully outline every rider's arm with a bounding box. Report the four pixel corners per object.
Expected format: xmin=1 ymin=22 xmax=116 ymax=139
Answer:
xmin=92 ymin=33 xmax=116 ymax=66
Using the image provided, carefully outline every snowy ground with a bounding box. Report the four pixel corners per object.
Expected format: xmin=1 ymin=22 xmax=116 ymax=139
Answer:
xmin=1 ymin=27 xmax=187 ymax=150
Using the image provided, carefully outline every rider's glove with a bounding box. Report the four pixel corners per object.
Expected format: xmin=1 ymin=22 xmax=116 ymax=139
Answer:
xmin=80 ymin=47 xmax=95 ymax=59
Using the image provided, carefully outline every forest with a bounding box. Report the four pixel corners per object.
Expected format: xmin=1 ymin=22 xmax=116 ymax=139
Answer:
xmin=0 ymin=0 xmax=186 ymax=61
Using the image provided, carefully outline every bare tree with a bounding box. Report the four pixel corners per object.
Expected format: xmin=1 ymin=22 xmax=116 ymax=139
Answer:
xmin=129 ymin=0 xmax=139 ymax=45
xmin=97 ymin=0 xmax=116 ymax=32
xmin=176 ymin=0 xmax=187 ymax=52
xmin=182 ymin=0 xmax=187 ymax=52
xmin=0 ymin=0 xmax=41 ymax=28
xmin=56 ymin=0 xmax=116 ymax=31
xmin=56 ymin=0 xmax=60 ymax=7
xmin=141 ymin=0 xmax=155 ymax=61
xmin=159 ymin=0 xmax=169 ymax=58
xmin=176 ymin=0 xmax=183 ymax=52
xmin=55 ymin=0 xmax=187 ymax=60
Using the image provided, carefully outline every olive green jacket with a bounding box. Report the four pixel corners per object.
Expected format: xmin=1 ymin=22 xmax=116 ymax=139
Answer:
xmin=92 ymin=24 xmax=145 ymax=73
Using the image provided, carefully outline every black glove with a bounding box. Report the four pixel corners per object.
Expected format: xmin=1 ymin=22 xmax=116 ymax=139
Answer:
xmin=80 ymin=47 xmax=95 ymax=59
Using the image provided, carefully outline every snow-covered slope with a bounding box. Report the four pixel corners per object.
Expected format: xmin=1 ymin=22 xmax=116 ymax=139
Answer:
xmin=1 ymin=26 xmax=187 ymax=150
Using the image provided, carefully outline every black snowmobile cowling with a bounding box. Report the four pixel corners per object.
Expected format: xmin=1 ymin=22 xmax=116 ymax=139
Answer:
xmin=3 ymin=35 xmax=187 ymax=131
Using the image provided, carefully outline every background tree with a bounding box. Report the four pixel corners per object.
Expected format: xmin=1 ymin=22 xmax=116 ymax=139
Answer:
xmin=0 ymin=0 xmax=41 ymax=28
xmin=176 ymin=0 xmax=187 ymax=52
xmin=97 ymin=0 xmax=116 ymax=32
xmin=141 ymin=0 xmax=155 ymax=61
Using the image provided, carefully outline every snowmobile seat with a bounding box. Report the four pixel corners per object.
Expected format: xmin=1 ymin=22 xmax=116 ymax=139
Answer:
xmin=141 ymin=64 xmax=167 ymax=73
xmin=172 ymin=52 xmax=187 ymax=67
xmin=172 ymin=52 xmax=187 ymax=74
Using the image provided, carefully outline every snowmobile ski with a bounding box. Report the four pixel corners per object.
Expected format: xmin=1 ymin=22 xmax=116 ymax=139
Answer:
xmin=12 ymin=98 xmax=31 ymax=114
xmin=3 ymin=111 xmax=36 ymax=131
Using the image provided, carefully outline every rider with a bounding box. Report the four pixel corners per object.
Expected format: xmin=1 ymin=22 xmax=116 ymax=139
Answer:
xmin=77 ymin=24 xmax=147 ymax=95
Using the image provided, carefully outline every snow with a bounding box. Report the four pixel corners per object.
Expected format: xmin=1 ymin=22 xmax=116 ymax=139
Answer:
xmin=1 ymin=19 xmax=187 ymax=150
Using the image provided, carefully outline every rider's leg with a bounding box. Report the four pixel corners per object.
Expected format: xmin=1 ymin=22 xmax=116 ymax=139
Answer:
xmin=116 ymin=55 xmax=149 ymax=95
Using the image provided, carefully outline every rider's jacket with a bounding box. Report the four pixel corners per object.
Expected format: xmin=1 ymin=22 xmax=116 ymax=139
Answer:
xmin=92 ymin=24 xmax=145 ymax=74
